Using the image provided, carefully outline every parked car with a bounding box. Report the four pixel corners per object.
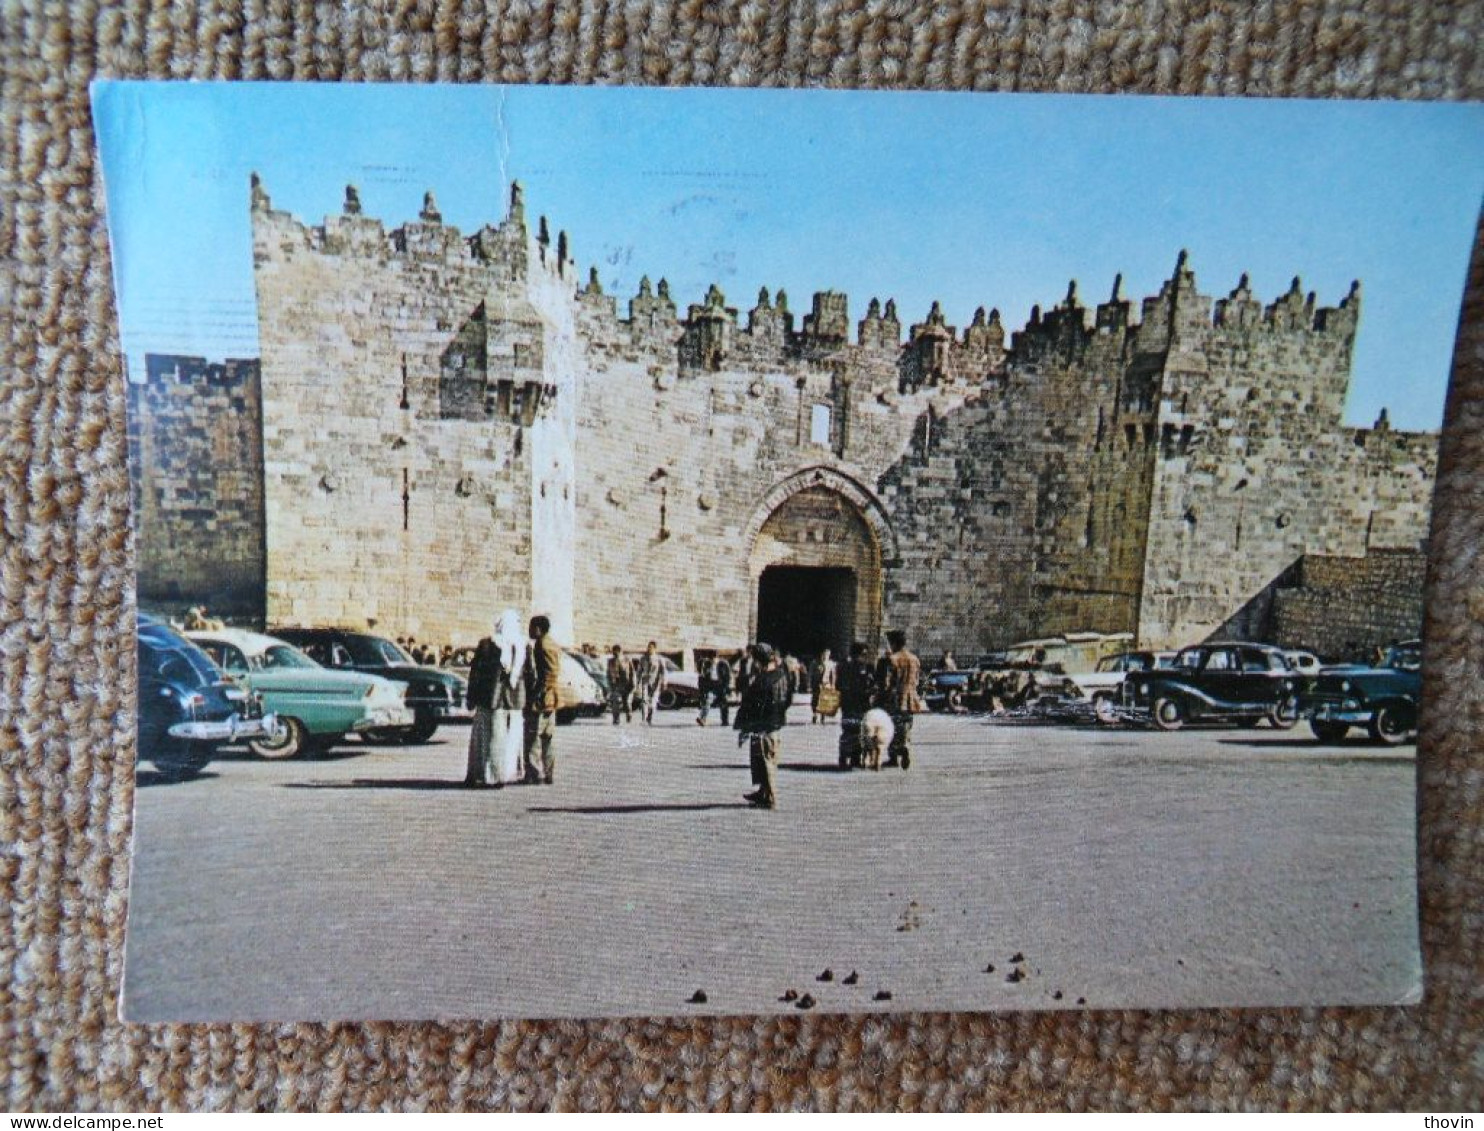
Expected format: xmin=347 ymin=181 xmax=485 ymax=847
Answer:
xmin=559 ymin=650 xmax=608 ymax=722
xmin=1003 ymin=632 xmax=1136 ymax=673
xmin=269 ymin=628 xmax=468 ymax=743
xmin=137 ymin=614 xmax=276 ymax=778
xmin=1283 ymin=650 xmax=1322 ymax=676
xmin=188 ymin=628 xmax=414 ymax=759
xmin=445 ymin=645 xmax=607 ymax=724
xmin=1300 ymin=639 xmax=1422 ymax=745
xmin=1117 ymin=641 xmax=1305 ymax=731
xmin=1068 ymin=650 xmax=1178 ymax=718
xmin=650 ymin=653 xmax=746 ymax=711
xmin=655 ymin=656 xmax=702 ymax=711
xmin=923 ymin=655 xmax=1080 ymax=714
xmin=924 ymin=666 xmax=973 ymax=712
xmin=923 ymin=654 xmax=1007 ymax=712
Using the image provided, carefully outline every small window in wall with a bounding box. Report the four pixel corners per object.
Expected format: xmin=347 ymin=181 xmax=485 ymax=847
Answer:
xmin=810 ymin=403 xmax=831 ymax=446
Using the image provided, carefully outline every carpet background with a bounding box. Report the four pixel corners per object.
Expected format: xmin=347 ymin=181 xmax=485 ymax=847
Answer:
xmin=2 ymin=1 xmax=1481 ymax=1111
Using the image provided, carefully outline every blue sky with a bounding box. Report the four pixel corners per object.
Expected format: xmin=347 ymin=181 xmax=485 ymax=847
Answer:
xmin=93 ymin=83 xmax=1484 ymax=430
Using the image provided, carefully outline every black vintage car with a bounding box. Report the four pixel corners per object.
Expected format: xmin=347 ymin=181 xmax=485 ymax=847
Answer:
xmin=1118 ymin=641 xmax=1304 ymax=731
xmin=923 ymin=667 xmax=973 ymax=712
xmin=1301 ymin=639 xmax=1422 ymax=746
xmin=269 ymin=627 xmax=467 ymax=743
xmin=137 ymin=614 xmax=276 ymax=778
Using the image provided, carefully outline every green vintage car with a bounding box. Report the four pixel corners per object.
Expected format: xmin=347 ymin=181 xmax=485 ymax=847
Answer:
xmin=1300 ymin=639 xmax=1423 ymax=746
xmin=189 ymin=629 xmax=413 ymax=759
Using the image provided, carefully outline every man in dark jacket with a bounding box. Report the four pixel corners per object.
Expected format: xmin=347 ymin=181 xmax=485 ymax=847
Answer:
xmin=734 ymin=644 xmax=791 ymax=810
xmin=695 ymin=656 xmax=714 ymax=727
xmin=464 ymin=613 xmax=528 ymax=788
xmin=734 ymin=649 xmax=755 ymax=696
xmin=836 ymin=641 xmax=877 ymax=769
xmin=707 ymin=653 xmax=733 ymax=726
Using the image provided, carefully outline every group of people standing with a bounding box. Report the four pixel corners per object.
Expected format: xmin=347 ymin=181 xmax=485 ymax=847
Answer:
xmin=601 ymin=642 xmax=667 ymax=725
xmin=829 ymin=631 xmax=925 ymax=772
xmin=462 ymin=611 xmax=563 ymax=789
xmin=734 ymin=630 xmax=926 ymax=810
xmin=461 ymin=613 xmax=926 ymax=812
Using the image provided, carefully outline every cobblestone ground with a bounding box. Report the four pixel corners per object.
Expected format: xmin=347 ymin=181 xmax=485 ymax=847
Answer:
xmin=123 ymin=710 xmax=1420 ymax=1022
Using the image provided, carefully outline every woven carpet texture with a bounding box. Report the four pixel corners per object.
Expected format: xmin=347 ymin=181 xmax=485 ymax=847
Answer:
xmin=2 ymin=0 xmax=1482 ymax=1111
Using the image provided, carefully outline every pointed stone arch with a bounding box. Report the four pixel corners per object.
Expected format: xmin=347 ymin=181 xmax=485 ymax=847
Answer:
xmin=744 ymin=466 xmax=897 ymax=654
xmin=742 ymin=466 xmax=899 ymax=564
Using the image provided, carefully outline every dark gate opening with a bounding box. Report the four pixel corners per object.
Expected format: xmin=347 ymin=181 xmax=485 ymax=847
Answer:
xmin=756 ymin=566 xmax=856 ymax=661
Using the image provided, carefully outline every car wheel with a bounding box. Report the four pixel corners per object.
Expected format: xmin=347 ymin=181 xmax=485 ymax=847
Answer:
xmin=403 ymin=710 xmax=439 ymax=745
xmin=250 ymin=716 xmax=306 ymax=760
xmin=555 ymin=708 xmax=577 ymax=726
xmin=1151 ymin=696 xmax=1185 ymax=731
xmin=1368 ymin=704 xmax=1411 ymax=746
xmin=944 ymin=688 xmax=966 ymax=713
xmin=1091 ymin=693 xmax=1119 ymax=724
xmin=657 ymin=688 xmax=679 ymax=711
xmin=1267 ymin=698 xmax=1299 ymax=730
xmin=1311 ymin=720 xmax=1350 ymax=744
xmin=149 ymin=738 xmax=213 ymax=780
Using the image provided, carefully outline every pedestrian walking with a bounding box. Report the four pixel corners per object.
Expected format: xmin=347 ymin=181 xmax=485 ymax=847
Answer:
xmin=735 ymin=649 xmax=756 ymax=696
xmin=809 ymin=648 xmax=838 ymax=724
xmin=836 ymin=642 xmax=877 ymax=769
xmin=464 ymin=610 xmax=527 ymax=788
xmin=522 ymin=615 xmax=562 ymax=784
xmin=735 ymin=644 xmax=791 ymax=810
xmin=710 ymin=652 xmax=733 ymax=726
xmin=606 ymin=644 xmax=635 ymax=724
xmin=878 ymin=630 xmax=925 ymax=770
xmin=696 ymin=656 xmax=715 ymax=726
xmin=633 ymin=641 xmax=665 ymax=725
xmin=789 ymin=654 xmax=808 ymax=698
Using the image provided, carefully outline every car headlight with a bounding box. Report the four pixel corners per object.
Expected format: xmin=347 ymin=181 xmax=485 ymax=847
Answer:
xmin=1340 ymin=680 xmax=1351 ymax=693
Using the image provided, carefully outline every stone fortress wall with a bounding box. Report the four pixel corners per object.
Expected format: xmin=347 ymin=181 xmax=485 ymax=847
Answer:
xmin=1269 ymin=548 xmax=1428 ymax=659
xmin=129 ymin=176 xmax=1439 ymax=658
xmin=126 ymin=355 xmax=265 ymax=619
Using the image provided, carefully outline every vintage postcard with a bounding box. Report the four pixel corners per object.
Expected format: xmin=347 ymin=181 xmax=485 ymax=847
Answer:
xmin=94 ymin=83 xmax=1484 ymax=1021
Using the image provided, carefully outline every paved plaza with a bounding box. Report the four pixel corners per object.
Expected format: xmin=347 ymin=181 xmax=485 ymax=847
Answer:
xmin=123 ymin=711 xmax=1421 ymax=1022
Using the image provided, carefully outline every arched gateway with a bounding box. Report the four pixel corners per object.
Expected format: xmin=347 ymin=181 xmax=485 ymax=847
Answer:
xmin=745 ymin=467 xmax=896 ymax=660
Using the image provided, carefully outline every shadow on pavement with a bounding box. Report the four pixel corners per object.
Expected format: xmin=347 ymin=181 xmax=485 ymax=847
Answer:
xmin=687 ymin=763 xmax=853 ymax=774
xmin=1217 ymin=737 xmax=1329 ymax=749
xmin=282 ymin=778 xmax=474 ymax=791
xmin=211 ymin=745 xmax=391 ymax=763
xmin=527 ymin=802 xmax=754 ymax=815
xmin=136 ymin=770 xmax=221 ymax=788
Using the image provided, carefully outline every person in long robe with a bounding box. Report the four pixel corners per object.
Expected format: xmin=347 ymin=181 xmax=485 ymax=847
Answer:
xmin=464 ymin=609 xmax=528 ymax=787
xmin=491 ymin=610 xmax=528 ymax=784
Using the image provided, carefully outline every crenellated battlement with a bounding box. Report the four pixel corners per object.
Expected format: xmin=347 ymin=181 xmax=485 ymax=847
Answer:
xmin=233 ymin=176 xmax=1436 ymax=653
xmin=1010 ymin=252 xmax=1362 ymax=364
xmin=252 ymin=178 xmax=1359 ymax=399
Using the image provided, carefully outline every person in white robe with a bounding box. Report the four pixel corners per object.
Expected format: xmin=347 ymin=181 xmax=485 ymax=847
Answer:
xmin=464 ymin=609 xmax=528 ymax=787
